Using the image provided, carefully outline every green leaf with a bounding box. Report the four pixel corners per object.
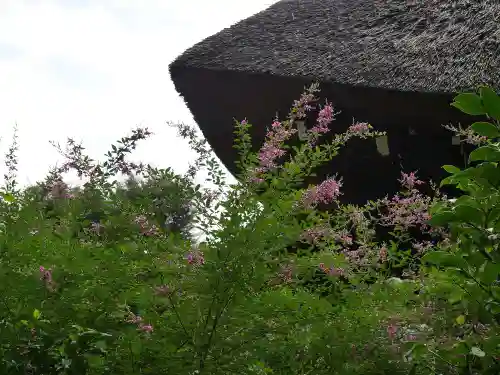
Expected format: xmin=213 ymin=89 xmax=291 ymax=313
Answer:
xmin=422 ymin=251 xmax=467 ymax=269
xmin=478 ymin=261 xmax=499 ymax=285
xmin=440 ymin=176 xmax=456 ymax=187
xmin=0 ymin=192 xmax=15 ymax=203
xmin=471 ymin=121 xmax=500 ymax=138
xmin=488 ymin=207 xmax=500 ymax=227
xmin=479 ymin=86 xmax=500 ymax=121
xmin=470 ymin=346 xmax=485 ymax=357
xmin=442 ymin=165 xmax=461 ymax=174
xmin=428 ymin=211 xmax=456 ymax=226
xmin=456 ymin=314 xmax=466 ymax=325
xmin=451 ymin=93 xmax=485 ymax=116
xmin=469 ymin=145 xmax=500 ymax=162
xmin=454 ymin=204 xmax=484 ymax=226
xmin=472 ymin=162 xmax=500 ymax=186
xmin=33 ymin=309 xmax=41 ymax=320
xmin=94 ymin=340 xmax=107 ymax=351
xmin=448 ymin=289 xmax=465 ymax=304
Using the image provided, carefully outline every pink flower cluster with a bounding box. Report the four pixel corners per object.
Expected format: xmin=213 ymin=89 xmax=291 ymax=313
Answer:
xmin=278 ymin=264 xmax=293 ymax=283
xmin=301 ymin=177 xmax=342 ymax=208
xmin=348 ymin=122 xmax=371 ymax=135
xmin=412 ymin=241 xmax=433 ymax=254
xmin=385 ymin=321 xmax=419 ymax=344
xmin=379 ymin=247 xmax=388 ymax=263
xmin=186 ymin=251 xmax=205 ymax=266
xmin=319 ymin=263 xmax=345 ymax=277
xmin=258 ymin=121 xmax=297 ymax=169
xmin=399 ymin=172 xmax=424 ymax=191
xmin=380 ymin=172 xmax=431 ymax=231
xmin=300 ymin=226 xmax=334 ymax=244
xmin=133 ymin=215 xmax=159 ymax=236
xmin=249 ymin=86 xmax=319 ymax=183
xmin=292 ymin=90 xmax=316 ymax=119
xmin=39 ymin=266 xmax=55 ymax=291
xmin=338 ymin=233 xmax=353 ymax=246
xmin=342 ymin=248 xmax=367 ymax=266
xmin=310 ymin=103 xmax=334 ymax=134
xmin=380 ymin=194 xmax=432 ymax=230
xmin=126 ymin=312 xmax=153 ymax=333
xmin=387 ymin=324 xmax=398 ymax=340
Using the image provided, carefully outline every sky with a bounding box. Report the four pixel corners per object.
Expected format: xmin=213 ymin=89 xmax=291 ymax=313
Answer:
xmin=0 ymin=0 xmax=279 ymax=188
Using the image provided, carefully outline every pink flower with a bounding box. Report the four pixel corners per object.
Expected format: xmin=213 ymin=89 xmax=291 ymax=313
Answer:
xmin=255 ymin=120 xmax=297 ymax=173
xmin=329 ymin=267 xmax=345 ymax=277
xmin=405 ymin=334 xmax=417 ymax=341
xmin=138 ymin=323 xmax=153 ymax=333
xmin=271 ymin=120 xmax=281 ymax=128
xmin=133 ymin=215 xmax=159 ymax=236
xmin=348 ymin=122 xmax=370 ymax=134
xmin=301 ymin=177 xmax=342 ymax=208
xmin=380 ymin=181 xmax=432 ymax=231
xmin=317 ymin=178 xmax=342 ymax=203
xmin=292 ymin=90 xmax=317 ymax=119
xmin=126 ymin=312 xmax=153 ymax=333
xmin=319 ymin=264 xmax=344 ymax=277
xmin=387 ymin=324 xmax=398 ymax=340
xmin=310 ymin=103 xmax=334 ymax=134
xmin=278 ymin=264 xmax=293 ymax=283
xmin=186 ymin=251 xmax=205 ymax=266
xmin=399 ymin=171 xmax=424 ymax=191
xmin=300 ymin=226 xmax=334 ymax=244
xmin=258 ymin=144 xmax=286 ymax=168
xmin=250 ymin=176 xmax=265 ymax=184
xmin=126 ymin=313 xmax=143 ymax=324
xmin=379 ymin=247 xmax=388 ymax=262
xmin=339 ymin=234 xmax=353 ymax=246
xmin=39 ymin=266 xmax=53 ymax=286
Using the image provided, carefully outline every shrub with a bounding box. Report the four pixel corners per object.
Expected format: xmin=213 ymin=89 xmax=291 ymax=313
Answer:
xmin=0 ymin=83 xmax=499 ymax=375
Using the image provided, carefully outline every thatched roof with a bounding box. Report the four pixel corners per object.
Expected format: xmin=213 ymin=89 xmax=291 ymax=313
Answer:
xmin=171 ymin=0 xmax=500 ymax=93
xmin=169 ymin=0 xmax=500 ymax=204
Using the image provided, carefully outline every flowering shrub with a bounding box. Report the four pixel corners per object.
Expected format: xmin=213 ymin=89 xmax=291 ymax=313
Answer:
xmin=0 ymin=83 xmax=499 ymax=374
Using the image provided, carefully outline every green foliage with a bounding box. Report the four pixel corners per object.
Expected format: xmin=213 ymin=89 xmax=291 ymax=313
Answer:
xmin=1 ymin=84 xmax=500 ymax=375
xmin=420 ymin=86 xmax=500 ymax=373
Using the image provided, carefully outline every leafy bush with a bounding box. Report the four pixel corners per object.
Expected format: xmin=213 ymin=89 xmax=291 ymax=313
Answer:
xmin=0 ymin=83 xmax=499 ymax=375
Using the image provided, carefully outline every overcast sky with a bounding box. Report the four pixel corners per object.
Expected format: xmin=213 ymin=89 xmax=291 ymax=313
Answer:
xmin=0 ymin=0 xmax=278 ymax=188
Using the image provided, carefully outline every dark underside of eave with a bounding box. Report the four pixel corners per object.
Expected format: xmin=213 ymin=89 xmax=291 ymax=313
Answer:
xmin=170 ymin=65 xmax=479 ymax=204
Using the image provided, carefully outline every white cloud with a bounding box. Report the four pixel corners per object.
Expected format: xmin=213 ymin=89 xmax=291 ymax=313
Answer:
xmin=0 ymin=0 xmax=278 ymax=187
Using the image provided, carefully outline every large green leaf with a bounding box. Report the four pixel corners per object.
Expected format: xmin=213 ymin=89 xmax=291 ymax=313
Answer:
xmin=471 ymin=121 xmax=500 ymax=138
xmin=422 ymin=251 xmax=467 ymax=269
xmin=451 ymin=93 xmax=485 ymax=116
xmin=428 ymin=211 xmax=457 ymax=226
xmin=479 ymin=86 xmax=500 ymax=121
xmin=469 ymin=145 xmax=500 ymax=162
xmin=454 ymin=204 xmax=485 ymax=226
xmin=478 ymin=261 xmax=500 ymax=285
xmin=472 ymin=162 xmax=500 ymax=186
xmin=442 ymin=165 xmax=461 ymax=174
